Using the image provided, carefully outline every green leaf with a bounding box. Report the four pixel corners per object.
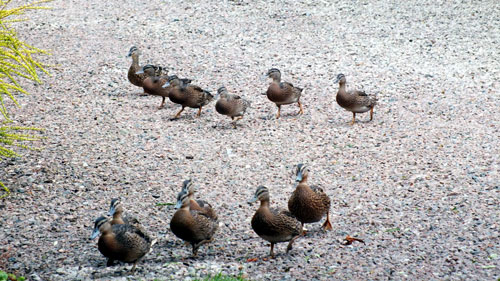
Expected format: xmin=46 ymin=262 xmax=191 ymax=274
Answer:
xmin=156 ymin=202 xmax=174 ymax=207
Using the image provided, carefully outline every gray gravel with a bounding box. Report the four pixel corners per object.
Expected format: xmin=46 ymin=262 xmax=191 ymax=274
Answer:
xmin=1 ymin=0 xmax=499 ymax=280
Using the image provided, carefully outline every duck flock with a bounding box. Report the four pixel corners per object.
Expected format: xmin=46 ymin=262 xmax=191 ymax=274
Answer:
xmin=89 ymin=46 xmax=378 ymax=272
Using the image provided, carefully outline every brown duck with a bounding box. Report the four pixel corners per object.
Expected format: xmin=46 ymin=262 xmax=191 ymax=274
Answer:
xmin=181 ymin=179 xmax=217 ymax=220
xmin=162 ymin=76 xmax=214 ymax=119
xmin=90 ymin=216 xmax=152 ymax=272
xmin=170 ymin=190 xmax=218 ymax=257
xmin=265 ymin=68 xmax=304 ymax=119
xmin=127 ymin=46 xmax=162 ymax=91
xmin=248 ymin=186 xmax=302 ymax=258
xmin=334 ymin=73 xmax=377 ymax=125
xmin=288 ymin=164 xmax=332 ymax=231
xmin=215 ymin=86 xmax=250 ymax=128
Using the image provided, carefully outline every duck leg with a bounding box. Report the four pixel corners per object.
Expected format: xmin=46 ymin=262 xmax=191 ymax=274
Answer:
xmin=297 ymin=101 xmax=304 ymax=115
xmin=173 ymin=106 xmax=185 ymax=119
xmin=276 ymin=105 xmax=281 ymax=119
xmin=269 ymin=243 xmax=275 ymax=258
xmin=192 ymin=238 xmax=213 ymax=257
xmin=130 ymin=258 xmax=142 ymax=273
xmin=369 ymin=107 xmax=374 ymax=121
xmin=106 ymin=258 xmax=115 ymax=267
xmin=350 ymin=112 xmax=356 ymax=125
xmin=322 ymin=212 xmax=333 ymax=231
xmin=286 ymin=234 xmax=301 ymax=253
xmin=232 ymin=116 xmax=243 ymax=129
xmin=159 ymin=97 xmax=165 ymax=109
xmin=196 ymin=107 xmax=202 ymax=117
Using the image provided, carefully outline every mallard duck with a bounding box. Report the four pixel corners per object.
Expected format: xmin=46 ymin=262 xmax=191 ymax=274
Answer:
xmin=90 ymin=216 xmax=152 ymax=272
xmin=265 ymin=68 xmax=304 ymax=119
xmin=127 ymin=46 xmax=162 ymax=90
xmin=288 ymin=164 xmax=332 ymax=231
xmin=136 ymin=65 xmax=171 ymax=108
xmin=181 ymin=179 xmax=218 ymax=220
xmin=107 ymin=198 xmax=151 ymax=237
xmin=248 ymin=186 xmax=302 ymax=258
xmin=162 ymin=76 xmax=214 ymax=119
xmin=215 ymin=86 xmax=250 ymax=128
xmin=334 ymin=73 xmax=377 ymax=125
xmin=170 ymin=190 xmax=218 ymax=257
xmin=136 ymin=66 xmax=194 ymax=109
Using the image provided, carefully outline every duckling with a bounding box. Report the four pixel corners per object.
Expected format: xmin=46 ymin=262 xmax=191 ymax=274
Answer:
xmin=170 ymin=190 xmax=218 ymax=257
xmin=162 ymin=76 xmax=214 ymax=119
xmin=288 ymin=164 xmax=332 ymax=231
xmin=90 ymin=216 xmax=152 ymax=272
xmin=265 ymin=68 xmax=304 ymax=119
xmin=248 ymin=186 xmax=302 ymax=258
xmin=334 ymin=73 xmax=377 ymax=125
xmin=181 ymin=179 xmax=218 ymax=220
xmin=108 ymin=198 xmax=147 ymax=232
xmin=136 ymin=65 xmax=171 ymax=109
xmin=127 ymin=46 xmax=162 ymax=90
xmin=215 ymin=86 xmax=250 ymax=128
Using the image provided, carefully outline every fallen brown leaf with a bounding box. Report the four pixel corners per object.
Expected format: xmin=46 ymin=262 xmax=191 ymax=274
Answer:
xmin=343 ymin=235 xmax=365 ymax=245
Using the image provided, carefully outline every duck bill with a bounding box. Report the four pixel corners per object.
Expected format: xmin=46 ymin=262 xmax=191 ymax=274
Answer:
xmin=295 ymin=171 xmax=303 ymax=182
xmin=174 ymin=200 xmax=182 ymax=209
xmin=108 ymin=206 xmax=116 ymax=216
xmin=90 ymin=227 xmax=100 ymax=239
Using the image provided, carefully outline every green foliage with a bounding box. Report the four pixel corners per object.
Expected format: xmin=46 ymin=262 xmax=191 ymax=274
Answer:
xmin=0 ymin=0 xmax=50 ymax=198
xmin=194 ymin=272 xmax=248 ymax=281
xmin=0 ymin=270 xmax=25 ymax=281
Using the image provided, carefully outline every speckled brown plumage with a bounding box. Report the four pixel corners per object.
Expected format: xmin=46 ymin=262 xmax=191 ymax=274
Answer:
xmin=108 ymin=198 xmax=148 ymax=236
xmin=181 ymin=179 xmax=218 ymax=220
xmin=170 ymin=190 xmax=218 ymax=257
xmin=288 ymin=164 xmax=332 ymax=231
xmin=164 ymin=76 xmax=214 ymax=119
xmin=215 ymin=86 xmax=250 ymax=128
xmin=334 ymin=73 xmax=377 ymax=125
xmin=138 ymin=65 xmax=170 ymax=108
xmin=265 ymin=68 xmax=304 ymax=119
xmin=249 ymin=186 xmax=302 ymax=257
xmin=91 ymin=216 xmax=151 ymax=271
xmin=127 ymin=46 xmax=162 ymax=89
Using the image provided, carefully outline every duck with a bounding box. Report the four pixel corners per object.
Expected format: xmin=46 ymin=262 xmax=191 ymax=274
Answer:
xmin=107 ymin=198 xmax=149 ymax=235
xmin=90 ymin=216 xmax=152 ymax=272
xmin=170 ymin=190 xmax=218 ymax=257
xmin=248 ymin=186 xmax=302 ymax=258
xmin=162 ymin=76 xmax=214 ymax=119
xmin=181 ymin=179 xmax=217 ymax=220
xmin=215 ymin=86 xmax=250 ymax=128
xmin=334 ymin=73 xmax=377 ymax=125
xmin=265 ymin=68 xmax=304 ymax=119
xmin=136 ymin=65 xmax=172 ymax=109
xmin=127 ymin=46 xmax=162 ymax=91
xmin=288 ymin=164 xmax=332 ymax=231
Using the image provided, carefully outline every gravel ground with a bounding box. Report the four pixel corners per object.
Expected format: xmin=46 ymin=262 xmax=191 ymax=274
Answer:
xmin=1 ymin=0 xmax=499 ymax=280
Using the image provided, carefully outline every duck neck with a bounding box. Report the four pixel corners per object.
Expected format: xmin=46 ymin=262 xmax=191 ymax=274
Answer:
xmin=272 ymin=76 xmax=281 ymax=83
xmin=112 ymin=211 xmax=122 ymax=221
xmin=259 ymin=199 xmax=270 ymax=209
xmin=131 ymin=54 xmax=139 ymax=66
xmin=338 ymin=81 xmax=346 ymax=93
xmin=100 ymin=222 xmax=112 ymax=234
